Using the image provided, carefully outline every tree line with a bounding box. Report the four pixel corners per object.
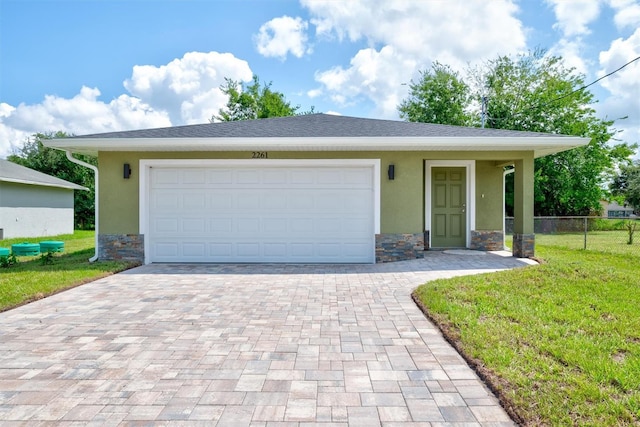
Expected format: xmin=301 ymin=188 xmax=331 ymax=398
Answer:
xmin=7 ymin=50 xmax=639 ymax=230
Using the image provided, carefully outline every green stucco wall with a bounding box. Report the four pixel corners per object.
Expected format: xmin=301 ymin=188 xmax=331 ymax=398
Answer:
xmin=98 ymin=150 xmax=531 ymax=236
xmin=474 ymin=161 xmax=505 ymax=230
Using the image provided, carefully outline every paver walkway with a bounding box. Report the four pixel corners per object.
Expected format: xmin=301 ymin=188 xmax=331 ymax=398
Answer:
xmin=0 ymin=251 xmax=533 ymax=426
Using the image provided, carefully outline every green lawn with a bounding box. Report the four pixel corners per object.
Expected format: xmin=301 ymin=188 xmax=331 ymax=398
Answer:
xmin=0 ymin=231 xmax=137 ymax=311
xmin=536 ymin=230 xmax=640 ymax=254
xmin=414 ymin=242 xmax=640 ymax=426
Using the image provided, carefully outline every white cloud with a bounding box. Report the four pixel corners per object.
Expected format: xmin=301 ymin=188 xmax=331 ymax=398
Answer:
xmin=124 ymin=51 xmax=253 ymax=124
xmin=302 ymin=0 xmax=527 ymax=118
xmin=315 ymin=46 xmax=417 ymax=117
xmin=597 ymin=28 xmax=640 ymax=147
xmin=547 ymin=39 xmax=590 ymax=74
xmin=306 ymin=88 xmax=323 ymax=98
xmin=607 ymin=0 xmax=640 ymax=30
xmin=254 ymin=16 xmax=311 ymax=60
xmin=0 ymin=87 xmax=170 ymax=158
xmin=546 ymin=0 xmax=602 ymax=37
xmin=0 ymin=51 xmax=254 ymax=158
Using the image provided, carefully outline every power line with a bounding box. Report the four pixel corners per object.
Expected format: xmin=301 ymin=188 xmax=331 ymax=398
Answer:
xmin=537 ymin=55 xmax=640 ymax=108
xmin=487 ymin=55 xmax=640 ymax=126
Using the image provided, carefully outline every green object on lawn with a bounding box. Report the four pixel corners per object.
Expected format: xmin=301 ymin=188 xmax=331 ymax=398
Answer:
xmin=11 ymin=243 xmax=40 ymax=256
xmin=0 ymin=248 xmax=10 ymax=257
xmin=39 ymin=241 xmax=65 ymax=253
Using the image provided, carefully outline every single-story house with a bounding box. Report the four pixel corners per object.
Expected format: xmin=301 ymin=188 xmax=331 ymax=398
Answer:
xmin=45 ymin=114 xmax=589 ymax=264
xmin=0 ymin=159 xmax=88 ymax=239
xmin=601 ymin=200 xmax=636 ymax=218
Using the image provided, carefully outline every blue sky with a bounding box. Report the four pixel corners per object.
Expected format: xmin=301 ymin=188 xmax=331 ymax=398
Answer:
xmin=1 ymin=0 xmax=639 ymax=158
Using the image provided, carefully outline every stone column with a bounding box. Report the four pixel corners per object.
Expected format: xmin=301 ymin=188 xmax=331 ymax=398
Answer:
xmin=512 ymin=155 xmax=535 ymax=258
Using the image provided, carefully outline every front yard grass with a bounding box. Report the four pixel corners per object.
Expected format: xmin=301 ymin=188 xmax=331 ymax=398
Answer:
xmin=414 ymin=245 xmax=640 ymax=426
xmin=0 ymin=231 xmax=137 ymax=312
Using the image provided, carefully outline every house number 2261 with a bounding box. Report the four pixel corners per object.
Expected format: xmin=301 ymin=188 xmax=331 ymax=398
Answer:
xmin=252 ymin=152 xmax=268 ymax=158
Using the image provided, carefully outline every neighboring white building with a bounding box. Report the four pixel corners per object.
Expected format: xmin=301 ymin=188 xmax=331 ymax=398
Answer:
xmin=602 ymin=200 xmax=636 ymax=218
xmin=0 ymin=159 xmax=87 ymax=239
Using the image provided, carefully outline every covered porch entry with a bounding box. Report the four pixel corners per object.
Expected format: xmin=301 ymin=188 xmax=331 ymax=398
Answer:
xmin=424 ymin=155 xmax=535 ymax=258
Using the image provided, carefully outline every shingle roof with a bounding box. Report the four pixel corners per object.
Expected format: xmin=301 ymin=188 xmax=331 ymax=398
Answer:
xmin=46 ymin=113 xmax=590 ymax=158
xmin=74 ymin=113 xmax=565 ymax=139
xmin=0 ymin=159 xmax=88 ymax=190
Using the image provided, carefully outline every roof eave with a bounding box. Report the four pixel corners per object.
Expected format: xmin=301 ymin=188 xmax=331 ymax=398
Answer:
xmin=0 ymin=177 xmax=88 ymax=191
xmin=44 ymin=136 xmax=590 ymax=158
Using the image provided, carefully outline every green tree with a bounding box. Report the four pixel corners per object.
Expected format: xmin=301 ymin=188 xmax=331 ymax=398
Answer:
xmin=611 ymin=160 xmax=640 ymax=214
xmin=8 ymin=132 xmax=97 ymax=229
xmin=483 ymin=50 xmax=634 ymax=216
xmin=399 ymin=50 xmax=636 ymax=216
xmin=213 ymin=75 xmax=301 ymax=122
xmin=398 ymin=62 xmax=472 ymax=126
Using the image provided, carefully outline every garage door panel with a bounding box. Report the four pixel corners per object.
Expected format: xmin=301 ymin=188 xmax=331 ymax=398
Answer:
xmin=317 ymin=218 xmax=341 ymax=233
xmin=154 ymin=218 xmax=179 ymax=233
xmin=290 ymin=170 xmax=314 ymax=184
xmin=155 ymin=242 xmax=179 ymax=257
xmin=344 ymin=169 xmax=372 ymax=185
xmin=290 ymin=218 xmax=313 ymax=233
xmin=183 ymin=194 xmax=206 ymax=209
xmin=317 ymin=170 xmax=342 ymax=185
xmin=343 ymin=193 xmax=372 ymax=210
xmin=183 ymin=243 xmax=206 ymax=257
xmin=154 ymin=193 xmax=180 ymax=209
xmin=290 ymin=243 xmax=314 ymax=257
xmin=236 ymin=218 xmax=260 ymax=233
xmin=154 ymin=169 xmax=180 ymax=185
xmin=236 ymin=193 xmax=260 ymax=209
xmin=210 ymin=218 xmax=233 ymax=233
xmin=263 ymin=218 xmax=288 ymax=233
xmin=209 ymin=169 xmax=233 ymax=184
xmin=149 ymin=164 xmax=375 ymax=263
xmin=264 ymin=243 xmax=287 ymax=257
xmin=317 ymin=243 xmax=340 ymax=256
xmin=343 ymin=218 xmax=371 ymax=234
xmin=263 ymin=193 xmax=287 ymax=210
xmin=263 ymin=170 xmax=287 ymax=184
xmin=344 ymin=243 xmax=371 ymax=257
xmin=210 ymin=243 xmax=232 ymax=256
xmin=237 ymin=243 xmax=260 ymax=256
xmin=211 ymin=192 xmax=233 ymax=210
xmin=182 ymin=218 xmax=206 ymax=233
xmin=289 ymin=194 xmax=314 ymax=210
xmin=237 ymin=170 xmax=260 ymax=184
xmin=183 ymin=169 xmax=207 ymax=184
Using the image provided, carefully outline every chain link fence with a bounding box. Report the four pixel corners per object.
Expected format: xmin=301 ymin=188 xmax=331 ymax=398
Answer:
xmin=505 ymin=217 xmax=640 ymax=255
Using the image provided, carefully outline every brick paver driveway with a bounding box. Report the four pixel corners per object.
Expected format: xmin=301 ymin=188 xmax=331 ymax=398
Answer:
xmin=0 ymin=251 xmax=531 ymax=426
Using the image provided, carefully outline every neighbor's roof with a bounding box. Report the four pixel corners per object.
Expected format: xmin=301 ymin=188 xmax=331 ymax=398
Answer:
xmin=0 ymin=159 xmax=88 ymax=191
xmin=44 ymin=113 xmax=590 ymax=157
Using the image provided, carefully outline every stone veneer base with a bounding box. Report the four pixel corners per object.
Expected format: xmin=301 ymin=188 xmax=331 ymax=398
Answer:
xmin=99 ymin=234 xmax=144 ymax=262
xmin=376 ymin=233 xmax=425 ymax=263
xmin=513 ymin=233 xmax=535 ymax=258
xmin=470 ymin=230 xmax=504 ymax=251
xmin=99 ymin=233 xmax=428 ymax=264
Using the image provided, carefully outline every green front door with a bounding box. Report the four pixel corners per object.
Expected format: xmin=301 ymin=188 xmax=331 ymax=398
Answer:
xmin=431 ymin=167 xmax=466 ymax=248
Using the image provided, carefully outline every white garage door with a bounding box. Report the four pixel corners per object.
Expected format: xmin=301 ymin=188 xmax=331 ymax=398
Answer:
xmin=146 ymin=162 xmax=376 ymax=263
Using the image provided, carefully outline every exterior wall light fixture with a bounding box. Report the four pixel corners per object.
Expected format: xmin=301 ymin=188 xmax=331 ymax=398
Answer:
xmin=388 ymin=164 xmax=395 ymax=180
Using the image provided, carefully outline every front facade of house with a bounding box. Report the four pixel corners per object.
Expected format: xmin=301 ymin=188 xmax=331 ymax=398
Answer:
xmin=46 ymin=114 xmax=588 ymax=264
xmin=0 ymin=159 xmax=87 ymax=239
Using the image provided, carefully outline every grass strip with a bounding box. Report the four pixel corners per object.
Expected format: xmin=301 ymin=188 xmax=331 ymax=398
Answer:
xmin=414 ymin=246 xmax=640 ymax=426
xmin=0 ymin=231 xmax=137 ymax=312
